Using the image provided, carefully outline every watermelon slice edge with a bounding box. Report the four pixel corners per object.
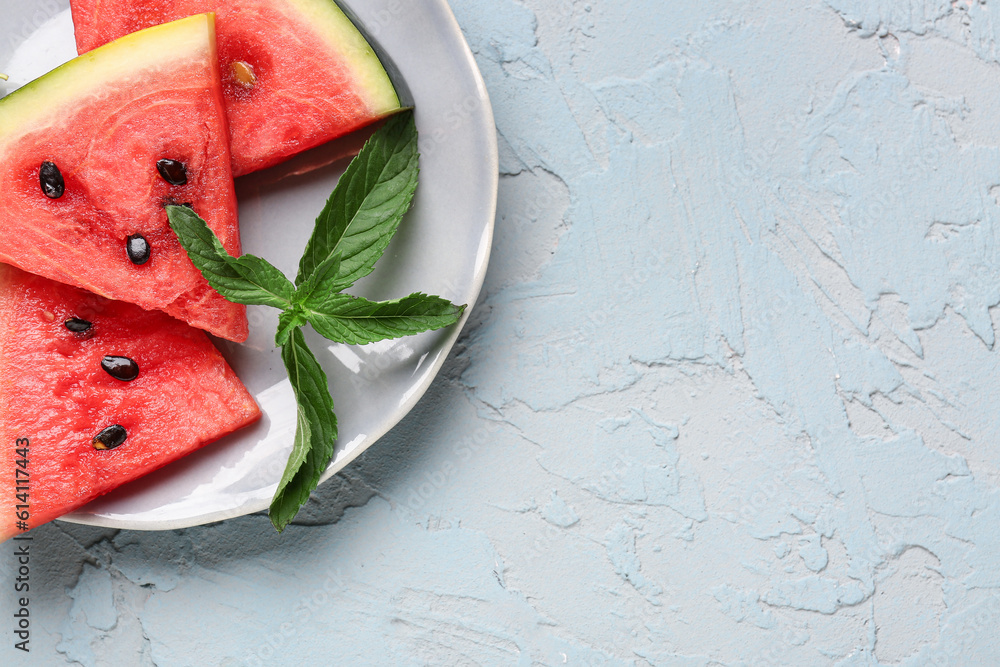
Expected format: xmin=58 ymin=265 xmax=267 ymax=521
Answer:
xmin=0 ymin=262 xmax=261 ymax=543
xmin=0 ymin=13 xmax=249 ymax=342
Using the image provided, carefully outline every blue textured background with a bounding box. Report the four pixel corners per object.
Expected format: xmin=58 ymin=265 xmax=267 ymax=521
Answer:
xmin=6 ymin=0 xmax=1000 ymax=664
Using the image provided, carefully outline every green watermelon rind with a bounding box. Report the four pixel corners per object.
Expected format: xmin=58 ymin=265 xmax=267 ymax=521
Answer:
xmin=281 ymin=0 xmax=400 ymax=114
xmin=0 ymin=14 xmax=220 ymax=149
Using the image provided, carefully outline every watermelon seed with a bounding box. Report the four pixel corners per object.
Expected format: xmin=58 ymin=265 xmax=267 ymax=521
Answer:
xmin=156 ymin=159 xmax=188 ymax=186
xmin=230 ymin=61 xmax=257 ymax=89
xmin=39 ymin=161 xmax=65 ymax=199
xmin=65 ymin=318 xmax=92 ymax=333
xmin=92 ymin=425 xmax=127 ymax=450
xmin=102 ymin=355 xmax=139 ymax=381
xmin=126 ymin=234 xmax=151 ymax=265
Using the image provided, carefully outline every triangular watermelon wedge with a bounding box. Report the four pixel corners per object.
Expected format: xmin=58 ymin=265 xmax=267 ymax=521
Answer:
xmin=0 ymin=263 xmax=260 ymax=542
xmin=0 ymin=14 xmax=248 ymax=342
xmin=70 ymin=0 xmax=402 ymax=176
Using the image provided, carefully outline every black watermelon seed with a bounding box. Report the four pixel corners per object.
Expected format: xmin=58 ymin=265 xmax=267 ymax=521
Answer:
xmin=39 ymin=161 xmax=64 ymax=199
xmin=93 ymin=425 xmax=127 ymax=450
xmin=156 ymin=159 xmax=188 ymax=186
xmin=126 ymin=234 xmax=151 ymax=265
xmin=64 ymin=317 xmax=92 ymax=333
xmin=102 ymin=355 xmax=139 ymax=381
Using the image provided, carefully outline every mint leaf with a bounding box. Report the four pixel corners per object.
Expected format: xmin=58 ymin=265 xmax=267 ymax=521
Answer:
xmin=167 ymin=205 xmax=296 ymax=309
xmin=275 ymin=308 xmax=307 ymax=347
xmin=295 ymin=109 xmax=419 ymax=289
xmin=303 ymin=292 xmax=466 ymax=345
xmin=269 ymin=327 xmax=338 ymax=532
xmin=294 ymin=251 xmax=343 ymax=305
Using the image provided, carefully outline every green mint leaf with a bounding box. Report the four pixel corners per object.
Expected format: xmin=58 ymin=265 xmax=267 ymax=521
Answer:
xmin=275 ymin=307 xmax=308 ymax=347
xmin=294 ymin=251 xmax=344 ymax=305
xmin=295 ymin=109 xmax=419 ymax=289
xmin=302 ymin=292 xmax=466 ymax=345
xmin=269 ymin=327 xmax=338 ymax=532
xmin=167 ymin=205 xmax=296 ymax=309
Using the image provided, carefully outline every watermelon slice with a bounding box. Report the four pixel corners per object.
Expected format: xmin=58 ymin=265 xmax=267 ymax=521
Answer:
xmin=0 ymin=14 xmax=248 ymax=342
xmin=0 ymin=263 xmax=260 ymax=542
xmin=71 ymin=0 xmax=402 ymax=176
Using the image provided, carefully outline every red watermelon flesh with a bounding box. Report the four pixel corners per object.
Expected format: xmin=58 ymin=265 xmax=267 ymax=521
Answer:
xmin=0 ymin=263 xmax=260 ymax=542
xmin=0 ymin=14 xmax=248 ymax=342
xmin=71 ymin=0 xmax=402 ymax=176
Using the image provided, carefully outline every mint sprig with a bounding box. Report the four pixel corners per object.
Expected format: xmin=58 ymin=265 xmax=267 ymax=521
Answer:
xmin=167 ymin=110 xmax=465 ymax=531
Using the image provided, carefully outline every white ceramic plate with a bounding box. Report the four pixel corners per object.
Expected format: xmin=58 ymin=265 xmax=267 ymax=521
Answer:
xmin=0 ymin=0 xmax=496 ymax=529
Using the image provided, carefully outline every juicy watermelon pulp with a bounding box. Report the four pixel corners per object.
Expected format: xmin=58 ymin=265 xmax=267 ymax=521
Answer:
xmin=0 ymin=263 xmax=260 ymax=542
xmin=71 ymin=0 xmax=402 ymax=176
xmin=0 ymin=14 xmax=248 ymax=342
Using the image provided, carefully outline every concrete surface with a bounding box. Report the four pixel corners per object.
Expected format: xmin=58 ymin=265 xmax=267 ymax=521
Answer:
xmin=5 ymin=0 xmax=1000 ymax=664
